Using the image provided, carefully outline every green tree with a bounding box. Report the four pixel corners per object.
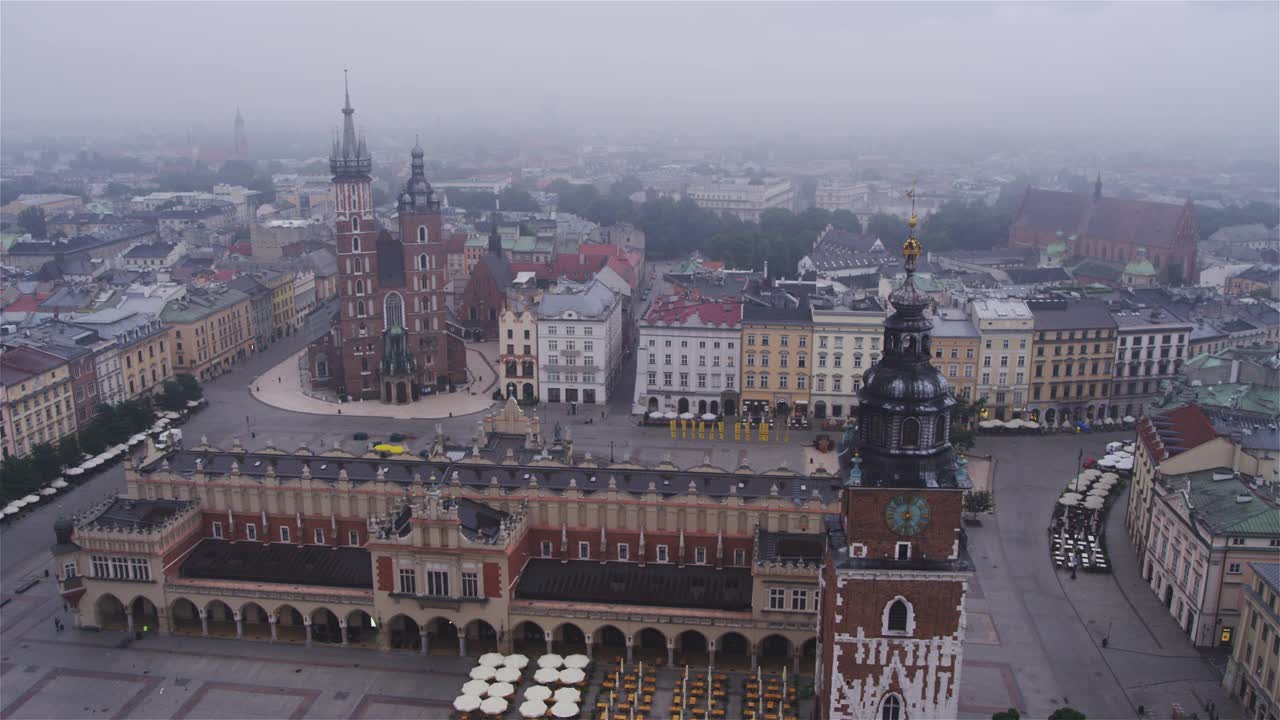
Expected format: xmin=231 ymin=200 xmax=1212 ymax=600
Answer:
xmin=991 ymin=710 xmax=1021 ymax=720
xmin=17 ymin=206 xmax=47 ymax=238
xmin=964 ymin=490 xmax=996 ymax=519
xmin=1048 ymin=708 xmax=1086 ymax=720
xmin=830 ymin=209 xmax=863 ymax=235
xmin=57 ymin=436 xmax=82 ymax=469
xmin=865 ymin=212 xmax=907 ymax=246
xmin=497 ymin=187 xmax=540 ymax=213
xmin=29 ymin=442 xmax=62 ymax=484
xmin=920 ymin=200 xmax=1012 ymax=252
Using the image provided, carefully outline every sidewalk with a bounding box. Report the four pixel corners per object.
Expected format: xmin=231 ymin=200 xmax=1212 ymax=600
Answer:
xmin=1054 ymin=485 xmax=1241 ymax=718
xmin=249 ymin=344 xmax=500 ymax=420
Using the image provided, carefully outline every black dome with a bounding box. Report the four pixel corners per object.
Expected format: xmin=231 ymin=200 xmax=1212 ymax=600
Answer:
xmin=860 ymin=362 xmax=956 ymax=413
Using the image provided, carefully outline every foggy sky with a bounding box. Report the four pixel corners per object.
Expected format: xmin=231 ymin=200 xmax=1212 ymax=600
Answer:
xmin=2 ymin=1 xmax=1277 ymax=150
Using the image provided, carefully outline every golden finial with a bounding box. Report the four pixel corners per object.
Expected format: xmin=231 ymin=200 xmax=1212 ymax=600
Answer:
xmin=902 ymin=184 xmax=921 ymax=269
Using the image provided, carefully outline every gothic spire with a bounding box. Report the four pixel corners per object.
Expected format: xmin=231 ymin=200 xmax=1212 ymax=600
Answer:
xmin=488 ymin=200 xmax=504 ymax=256
xmin=341 ymin=69 xmax=359 ymax=160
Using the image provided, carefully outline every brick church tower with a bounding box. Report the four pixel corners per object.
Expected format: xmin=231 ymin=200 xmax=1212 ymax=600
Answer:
xmin=320 ymin=74 xmax=461 ymax=403
xmin=816 ymin=207 xmax=973 ymax=720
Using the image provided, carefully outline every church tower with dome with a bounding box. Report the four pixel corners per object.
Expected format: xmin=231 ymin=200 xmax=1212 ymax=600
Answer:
xmin=310 ymin=75 xmax=464 ymax=403
xmin=816 ymin=199 xmax=973 ymax=720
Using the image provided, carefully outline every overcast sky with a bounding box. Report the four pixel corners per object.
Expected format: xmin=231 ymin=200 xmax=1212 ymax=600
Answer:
xmin=2 ymin=2 xmax=1276 ymax=151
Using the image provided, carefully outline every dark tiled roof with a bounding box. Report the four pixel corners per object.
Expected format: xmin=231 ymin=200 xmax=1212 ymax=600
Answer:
xmin=124 ymin=242 xmax=176 ymax=258
xmin=756 ymin=530 xmax=824 ymax=563
xmin=1252 ymin=562 xmax=1280 ymax=595
xmin=515 ymin=559 xmax=753 ymax=611
xmin=179 ymin=537 xmax=373 ymax=589
xmin=83 ymin=498 xmax=192 ymax=531
xmin=1029 ymin=299 xmax=1117 ymax=331
xmin=1013 ymin=189 xmax=1092 ymax=236
xmin=1007 ymin=267 xmax=1071 ymax=285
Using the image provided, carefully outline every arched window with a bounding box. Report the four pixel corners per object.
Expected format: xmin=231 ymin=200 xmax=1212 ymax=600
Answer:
xmin=384 ymin=292 xmax=405 ymax=330
xmin=900 ymin=417 xmax=920 ymax=448
xmin=356 ymin=300 xmax=366 ymax=317
xmin=880 ymin=594 xmax=911 ymax=632
xmin=879 ymin=694 xmax=902 ymax=720
xmin=354 ymin=280 xmax=364 ymax=296
xmin=351 ymin=236 xmax=361 ymax=252
xmin=417 ymin=226 xmax=427 ymax=243
xmin=935 ymin=415 xmax=947 ymax=444
xmin=351 ymin=216 xmax=361 ymax=232
xmin=418 ymin=254 xmax=428 ymax=271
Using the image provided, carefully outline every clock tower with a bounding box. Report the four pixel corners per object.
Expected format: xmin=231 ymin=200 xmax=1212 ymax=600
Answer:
xmin=816 ymin=205 xmax=973 ymax=720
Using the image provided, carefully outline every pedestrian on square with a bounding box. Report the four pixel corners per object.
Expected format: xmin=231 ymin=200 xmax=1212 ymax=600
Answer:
xmin=1069 ymin=554 xmax=1078 ymax=579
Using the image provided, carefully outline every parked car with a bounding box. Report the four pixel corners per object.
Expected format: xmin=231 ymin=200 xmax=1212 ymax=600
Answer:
xmin=353 ymin=432 xmax=369 ymax=441
xmin=389 ymin=432 xmax=406 ymax=442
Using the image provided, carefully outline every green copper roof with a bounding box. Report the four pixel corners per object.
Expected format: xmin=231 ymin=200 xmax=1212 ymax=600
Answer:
xmin=1125 ymin=258 xmax=1156 ymax=276
xmin=1161 ymin=467 xmax=1280 ymax=537
xmin=1046 ymin=240 xmax=1068 ymax=256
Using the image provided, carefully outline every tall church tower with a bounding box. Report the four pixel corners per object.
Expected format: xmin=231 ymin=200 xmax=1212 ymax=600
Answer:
xmin=331 ymin=72 xmax=378 ymax=399
xmin=816 ymin=202 xmax=973 ymax=720
xmin=392 ymin=138 xmax=449 ymax=391
xmin=233 ymin=107 xmax=248 ymax=161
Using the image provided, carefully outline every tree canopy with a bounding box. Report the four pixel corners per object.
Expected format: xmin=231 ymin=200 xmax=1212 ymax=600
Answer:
xmin=1196 ymin=201 xmax=1280 ymax=240
xmin=17 ymin=206 xmax=47 ymax=238
xmin=919 ymin=200 xmax=1012 ymax=252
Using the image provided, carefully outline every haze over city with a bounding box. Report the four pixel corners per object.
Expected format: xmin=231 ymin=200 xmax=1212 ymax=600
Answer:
xmin=2 ymin=3 xmax=1279 ymax=720
xmin=3 ymin=1 xmax=1278 ymax=155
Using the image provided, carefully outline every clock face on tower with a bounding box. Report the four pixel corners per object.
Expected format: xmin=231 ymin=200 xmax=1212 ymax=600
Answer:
xmin=885 ymin=494 xmax=931 ymax=536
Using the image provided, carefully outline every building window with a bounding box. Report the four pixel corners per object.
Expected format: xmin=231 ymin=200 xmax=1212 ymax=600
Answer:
xmin=694 ymin=547 xmax=707 ymax=564
xmin=462 ymin=571 xmax=480 ymax=598
xmin=314 ymin=528 xmax=325 ymax=545
xmin=617 ymin=543 xmax=630 ymax=561
xmin=246 ymin=523 xmax=257 ymax=541
xmin=900 ymin=417 xmax=920 ymax=448
xmin=769 ymin=588 xmax=786 ymax=610
xmin=896 ymin=542 xmax=911 ymax=560
xmin=656 ymin=544 xmax=669 ymax=562
xmin=879 ymin=694 xmax=903 ymax=720
xmin=399 ymin=568 xmax=417 ymax=594
xmin=129 ymin=557 xmax=151 ymax=581
xmin=578 ymin=541 xmax=590 ymax=559
xmin=91 ymin=555 xmax=110 ymax=578
xmin=734 ymin=548 xmax=746 ymax=565
xmin=790 ymin=588 xmax=808 ymax=611
xmin=63 ymin=561 xmax=77 ymax=579
xmin=279 ymin=526 xmax=291 ymax=542
xmin=426 ymin=568 xmax=449 ymax=596
xmin=348 ymin=530 xmax=359 ymax=545
xmin=1228 ymin=562 xmax=1242 ymax=574
xmin=884 ymin=597 xmax=913 ymax=636
xmin=211 ymin=521 xmax=223 ymax=539
xmin=541 ymin=541 xmax=554 ymax=558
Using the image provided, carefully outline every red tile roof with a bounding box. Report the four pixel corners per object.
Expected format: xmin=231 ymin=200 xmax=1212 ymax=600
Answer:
xmin=3 ymin=294 xmax=44 ymax=312
xmin=1138 ymin=404 xmax=1219 ymax=463
xmin=643 ymin=293 xmax=742 ymax=328
xmin=552 ymin=251 xmax=608 ymax=281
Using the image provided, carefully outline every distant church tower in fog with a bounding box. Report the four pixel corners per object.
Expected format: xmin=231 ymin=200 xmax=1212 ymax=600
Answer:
xmin=233 ymin=107 xmax=249 ymax=161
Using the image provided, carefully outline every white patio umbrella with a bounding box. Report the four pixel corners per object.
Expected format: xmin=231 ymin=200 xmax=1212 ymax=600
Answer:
xmin=1123 ymin=416 xmax=1135 ymax=424
xmin=520 ymin=700 xmax=549 ymax=718
xmin=65 ymin=467 xmax=84 ymax=476
xmin=186 ymin=399 xmax=201 ymax=408
xmin=533 ymin=667 xmax=560 ymax=684
xmin=1100 ymin=472 xmax=1120 ymax=482
xmin=1084 ymin=496 xmax=1106 ymax=510
xmin=39 ymin=487 xmax=57 ymax=496
xmin=504 ymin=654 xmax=530 ymax=669
xmin=663 ymin=411 xmax=678 ymax=419
xmin=1106 ymin=441 xmax=1123 ymax=452
xmin=2 ymin=506 xmax=19 ymax=516
xmin=550 ymin=701 xmax=579 ymax=718
xmin=462 ymin=680 xmax=490 ymax=696
xmin=1061 ymin=492 xmax=1084 ymax=501
xmin=988 ymin=418 xmax=1005 ymax=427
xmin=1058 ymin=496 xmax=1080 ymax=507
xmin=1088 ymin=486 xmax=1110 ymax=497
xmin=1081 ymin=469 xmax=1102 ymax=479
xmin=1005 ymin=419 xmax=1023 ymax=429
xmin=701 ymin=413 xmax=717 ymax=421
xmin=495 ymin=666 xmax=522 ymax=683
xmin=4 ymin=502 xmax=23 ymax=513
xmin=10 ymin=498 xmax=30 ymax=508
xmin=557 ymin=667 xmax=585 ymax=685
xmin=562 ymin=654 xmax=589 ymax=669
xmin=554 ymin=687 xmax=582 ymax=703
xmin=470 ymin=665 xmax=497 ymax=681
xmin=679 ymin=412 xmax=695 ymax=420
xmin=480 ymin=697 xmax=509 ymax=716
xmin=454 ymin=694 xmax=482 ymax=713
xmin=51 ymin=478 xmax=69 ymax=489
xmin=537 ymin=654 xmax=564 ymax=669
xmin=648 ymin=411 xmax=664 ymax=419
xmin=1124 ymin=444 xmax=1136 ymax=453
xmin=479 ymin=652 xmax=506 ymax=667
xmin=977 ymin=420 xmax=994 ymax=429
xmin=524 ymin=685 xmax=553 ymax=701
xmin=1065 ymin=479 xmax=1090 ymax=492
xmin=20 ymin=494 xmax=39 ymax=504
xmin=1024 ymin=420 xmax=1040 ymax=429
xmin=487 ymin=682 xmax=515 ymax=698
